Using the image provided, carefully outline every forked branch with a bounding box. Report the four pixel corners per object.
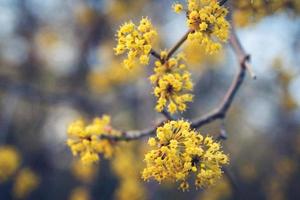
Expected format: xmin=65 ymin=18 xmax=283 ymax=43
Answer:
xmin=101 ymin=26 xmax=252 ymax=141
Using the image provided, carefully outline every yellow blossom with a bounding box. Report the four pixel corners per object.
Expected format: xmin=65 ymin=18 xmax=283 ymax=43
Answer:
xmin=114 ymin=17 xmax=157 ymax=69
xmin=71 ymin=159 xmax=97 ymax=183
xmin=172 ymin=3 xmax=184 ymax=13
xmin=197 ymin=178 xmax=232 ymax=200
xmin=232 ymin=0 xmax=300 ymax=27
xmin=178 ymin=0 xmax=230 ymax=54
xmin=112 ymin=143 xmax=146 ymax=200
xmin=69 ymin=187 xmax=90 ymax=200
xmin=13 ymin=168 xmax=39 ymax=199
xmin=150 ymin=52 xmax=193 ymax=114
xmin=66 ymin=115 xmax=120 ymax=165
xmin=142 ymin=120 xmax=229 ymax=191
xmin=0 ymin=145 xmax=20 ymax=183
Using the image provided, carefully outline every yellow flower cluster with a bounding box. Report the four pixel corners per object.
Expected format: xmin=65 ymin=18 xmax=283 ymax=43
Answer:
xmin=114 ymin=17 xmax=157 ymax=69
xmin=150 ymin=51 xmax=193 ymax=114
xmin=112 ymin=143 xmax=146 ymax=200
xmin=88 ymin=60 xmax=143 ymax=93
xmin=172 ymin=3 xmax=184 ymax=13
xmin=69 ymin=187 xmax=90 ymax=200
xmin=233 ymin=0 xmax=300 ymax=27
xmin=197 ymin=178 xmax=232 ymax=200
xmin=13 ymin=168 xmax=39 ymax=199
xmin=175 ymin=0 xmax=230 ymax=54
xmin=67 ymin=115 xmax=120 ymax=165
xmin=142 ymin=120 xmax=228 ymax=191
xmin=71 ymin=159 xmax=97 ymax=183
xmin=0 ymin=145 xmax=20 ymax=183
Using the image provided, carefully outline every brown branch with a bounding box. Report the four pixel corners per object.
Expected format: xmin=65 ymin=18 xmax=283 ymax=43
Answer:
xmin=223 ymin=166 xmax=240 ymax=196
xmin=100 ymin=120 xmax=165 ymax=141
xmin=230 ymin=26 xmax=256 ymax=79
xmin=0 ymin=2 xmax=249 ymax=143
xmin=219 ymin=0 xmax=229 ymax=6
xmin=167 ymin=29 xmax=193 ymax=60
xmin=100 ymin=27 xmax=251 ymax=141
xmin=191 ymin=62 xmax=246 ymax=128
xmin=191 ymin=27 xmax=251 ymax=128
xmin=161 ymin=109 xmax=177 ymax=120
xmin=150 ymin=49 xmax=161 ymax=60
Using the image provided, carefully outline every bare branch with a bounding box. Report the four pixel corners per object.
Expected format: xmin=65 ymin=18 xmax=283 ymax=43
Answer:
xmin=161 ymin=109 xmax=177 ymax=120
xmin=223 ymin=166 xmax=240 ymax=195
xmin=150 ymin=49 xmax=161 ymax=60
xmin=191 ymin=27 xmax=251 ymax=128
xmin=230 ymin=26 xmax=256 ymax=79
xmin=219 ymin=0 xmax=229 ymax=6
xmin=0 ymin=5 xmax=251 ymax=143
xmin=167 ymin=29 xmax=193 ymax=60
xmin=100 ymin=120 xmax=165 ymax=141
xmin=191 ymin=63 xmax=246 ymax=128
xmin=100 ymin=27 xmax=251 ymax=141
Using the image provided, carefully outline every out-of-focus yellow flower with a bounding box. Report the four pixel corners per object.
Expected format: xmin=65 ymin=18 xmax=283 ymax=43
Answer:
xmin=233 ymin=0 xmax=300 ymax=27
xmin=177 ymin=0 xmax=230 ymax=54
xmin=114 ymin=17 xmax=157 ymax=69
xmin=183 ymin=40 xmax=224 ymax=71
xmin=112 ymin=143 xmax=146 ymax=200
xmin=150 ymin=52 xmax=193 ymax=114
xmin=71 ymin=159 xmax=97 ymax=183
xmin=88 ymin=60 xmax=144 ymax=93
xmin=66 ymin=115 xmax=120 ymax=165
xmin=275 ymin=157 xmax=296 ymax=179
xmin=107 ymin=0 xmax=148 ymax=22
xmin=0 ymin=145 xmax=21 ymax=183
xmin=142 ymin=120 xmax=229 ymax=191
xmin=74 ymin=5 xmax=96 ymax=26
xmin=239 ymin=162 xmax=257 ymax=183
xmin=197 ymin=178 xmax=232 ymax=200
xmin=272 ymin=58 xmax=297 ymax=111
xmin=13 ymin=168 xmax=39 ymax=199
xmin=172 ymin=3 xmax=184 ymax=13
xmin=69 ymin=187 xmax=90 ymax=200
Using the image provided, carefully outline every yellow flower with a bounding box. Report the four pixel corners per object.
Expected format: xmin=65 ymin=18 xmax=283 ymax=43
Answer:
xmin=71 ymin=159 xmax=97 ymax=183
xmin=13 ymin=168 xmax=39 ymax=199
xmin=112 ymin=143 xmax=146 ymax=200
xmin=231 ymin=0 xmax=300 ymax=27
xmin=150 ymin=52 xmax=193 ymax=114
xmin=180 ymin=0 xmax=230 ymax=54
xmin=0 ymin=145 xmax=20 ymax=183
xmin=142 ymin=120 xmax=229 ymax=191
xmin=114 ymin=17 xmax=157 ymax=69
xmin=66 ymin=115 xmax=120 ymax=165
xmin=172 ymin=3 xmax=184 ymax=13
xmin=69 ymin=187 xmax=90 ymax=200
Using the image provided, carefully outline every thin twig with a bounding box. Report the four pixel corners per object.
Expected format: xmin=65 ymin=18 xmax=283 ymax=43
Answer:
xmin=161 ymin=109 xmax=177 ymax=120
xmin=167 ymin=29 xmax=193 ymax=60
xmin=150 ymin=49 xmax=161 ymax=60
xmin=191 ymin=65 xmax=246 ymax=128
xmin=0 ymin=5 xmax=250 ymax=143
xmin=230 ymin=26 xmax=256 ymax=79
xmin=100 ymin=120 xmax=165 ymax=141
xmin=100 ymin=27 xmax=250 ymax=141
xmin=219 ymin=0 xmax=229 ymax=6
xmin=223 ymin=166 xmax=240 ymax=195
xmin=191 ymin=27 xmax=251 ymax=128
